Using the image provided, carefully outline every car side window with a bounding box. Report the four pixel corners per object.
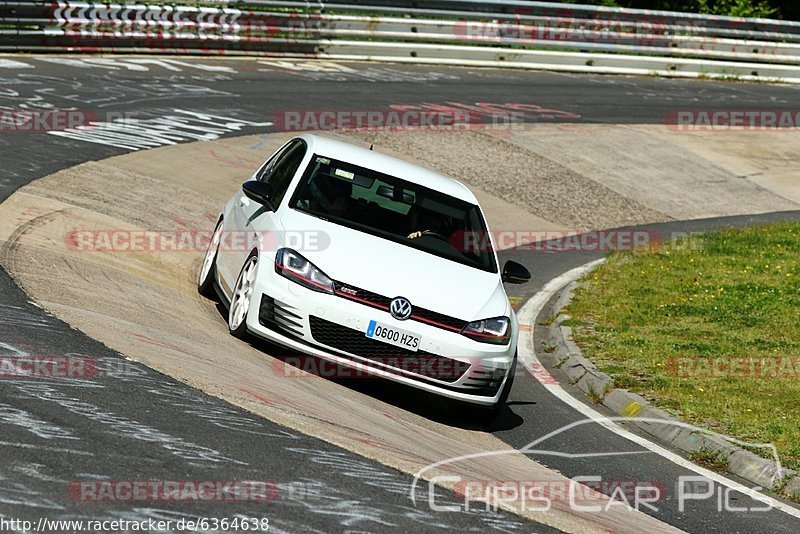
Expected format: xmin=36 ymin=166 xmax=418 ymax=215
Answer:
xmin=257 ymin=139 xmax=307 ymax=208
xmin=256 ymin=142 xmax=292 ymax=182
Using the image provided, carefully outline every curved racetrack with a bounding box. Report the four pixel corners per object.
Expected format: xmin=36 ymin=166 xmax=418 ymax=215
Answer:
xmin=1 ymin=55 xmax=800 ymax=533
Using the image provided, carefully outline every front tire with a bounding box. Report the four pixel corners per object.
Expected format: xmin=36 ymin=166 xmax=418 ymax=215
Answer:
xmin=198 ymin=219 xmax=223 ymax=299
xmin=228 ymin=253 xmax=258 ymax=339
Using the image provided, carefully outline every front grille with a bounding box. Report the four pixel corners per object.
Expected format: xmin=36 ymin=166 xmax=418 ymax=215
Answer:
xmin=333 ymin=282 xmax=468 ymax=332
xmin=309 ymin=316 xmax=469 ymax=383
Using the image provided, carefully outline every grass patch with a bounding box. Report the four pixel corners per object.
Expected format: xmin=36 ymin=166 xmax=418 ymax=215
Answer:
xmin=586 ymin=387 xmax=605 ymax=404
xmin=541 ymin=342 xmax=557 ymax=354
xmin=559 ymin=317 xmax=579 ymax=328
xmin=567 ymin=222 xmax=800 ymax=470
xmin=689 ymin=448 xmax=731 ymax=473
xmin=540 ymin=314 xmax=560 ymax=326
xmin=508 ymin=295 xmax=525 ymax=310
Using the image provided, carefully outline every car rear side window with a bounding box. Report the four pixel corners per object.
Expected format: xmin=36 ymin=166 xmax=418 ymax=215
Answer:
xmin=257 ymin=139 xmax=307 ymax=208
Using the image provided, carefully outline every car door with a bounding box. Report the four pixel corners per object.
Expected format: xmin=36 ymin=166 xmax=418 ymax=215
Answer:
xmin=226 ymin=139 xmax=308 ymax=290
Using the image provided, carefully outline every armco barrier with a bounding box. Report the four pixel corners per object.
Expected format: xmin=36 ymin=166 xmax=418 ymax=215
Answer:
xmin=2 ymin=0 xmax=800 ymax=82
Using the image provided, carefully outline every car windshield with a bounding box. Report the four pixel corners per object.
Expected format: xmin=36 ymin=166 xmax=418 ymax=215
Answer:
xmin=290 ymin=155 xmax=497 ymax=273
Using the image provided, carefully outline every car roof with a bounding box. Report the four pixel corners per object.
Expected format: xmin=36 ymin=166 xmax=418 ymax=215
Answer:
xmin=296 ymin=133 xmax=478 ymax=204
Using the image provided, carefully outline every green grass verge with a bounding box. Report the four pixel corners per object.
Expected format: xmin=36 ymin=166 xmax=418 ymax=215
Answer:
xmin=566 ymin=222 xmax=800 ymax=470
xmin=689 ymin=447 xmax=731 ymax=473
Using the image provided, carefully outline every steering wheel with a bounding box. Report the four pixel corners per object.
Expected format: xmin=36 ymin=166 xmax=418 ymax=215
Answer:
xmin=420 ymin=230 xmax=449 ymax=242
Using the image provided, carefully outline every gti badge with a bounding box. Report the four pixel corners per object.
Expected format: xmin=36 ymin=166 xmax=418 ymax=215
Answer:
xmin=390 ymin=297 xmax=412 ymax=321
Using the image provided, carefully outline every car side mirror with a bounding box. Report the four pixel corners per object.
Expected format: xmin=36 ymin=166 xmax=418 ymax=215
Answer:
xmin=501 ymin=260 xmax=531 ymax=284
xmin=242 ymin=180 xmax=275 ymax=211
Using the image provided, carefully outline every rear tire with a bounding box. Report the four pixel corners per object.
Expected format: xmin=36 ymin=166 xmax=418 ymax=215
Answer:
xmin=198 ymin=219 xmax=223 ymax=299
xmin=228 ymin=253 xmax=258 ymax=339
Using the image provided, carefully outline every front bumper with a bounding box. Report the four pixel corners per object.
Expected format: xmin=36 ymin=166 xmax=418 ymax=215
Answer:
xmin=245 ymin=268 xmax=516 ymax=406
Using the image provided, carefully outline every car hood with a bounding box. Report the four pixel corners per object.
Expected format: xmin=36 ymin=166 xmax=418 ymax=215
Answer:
xmin=277 ymin=209 xmax=507 ymax=321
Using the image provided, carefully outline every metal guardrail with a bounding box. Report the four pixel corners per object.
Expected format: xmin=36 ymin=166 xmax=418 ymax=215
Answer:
xmin=2 ymin=1 xmax=800 ymax=82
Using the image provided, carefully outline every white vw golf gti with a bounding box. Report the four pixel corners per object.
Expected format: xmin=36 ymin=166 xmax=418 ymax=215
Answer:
xmin=198 ymin=134 xmax=530 ymax=420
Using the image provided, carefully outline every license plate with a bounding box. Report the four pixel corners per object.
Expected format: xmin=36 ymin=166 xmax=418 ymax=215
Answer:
xmin=365 ymin=320 xmax=420 ymax=352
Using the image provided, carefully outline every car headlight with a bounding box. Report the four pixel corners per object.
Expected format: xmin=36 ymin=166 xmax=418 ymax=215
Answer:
xmin=274 ymin=248 xmax=334 ymax=294
xmin=460 ymin=316 xmax=511 ymax=345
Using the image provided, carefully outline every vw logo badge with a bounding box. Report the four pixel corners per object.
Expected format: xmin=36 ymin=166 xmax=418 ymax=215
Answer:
xmin=390 ymin=297 xmax=413 ymax=321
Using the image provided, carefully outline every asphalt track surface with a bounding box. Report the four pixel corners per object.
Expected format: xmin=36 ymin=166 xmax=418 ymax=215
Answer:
xmin=1 ymin=56 xmax=800 ymax=533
